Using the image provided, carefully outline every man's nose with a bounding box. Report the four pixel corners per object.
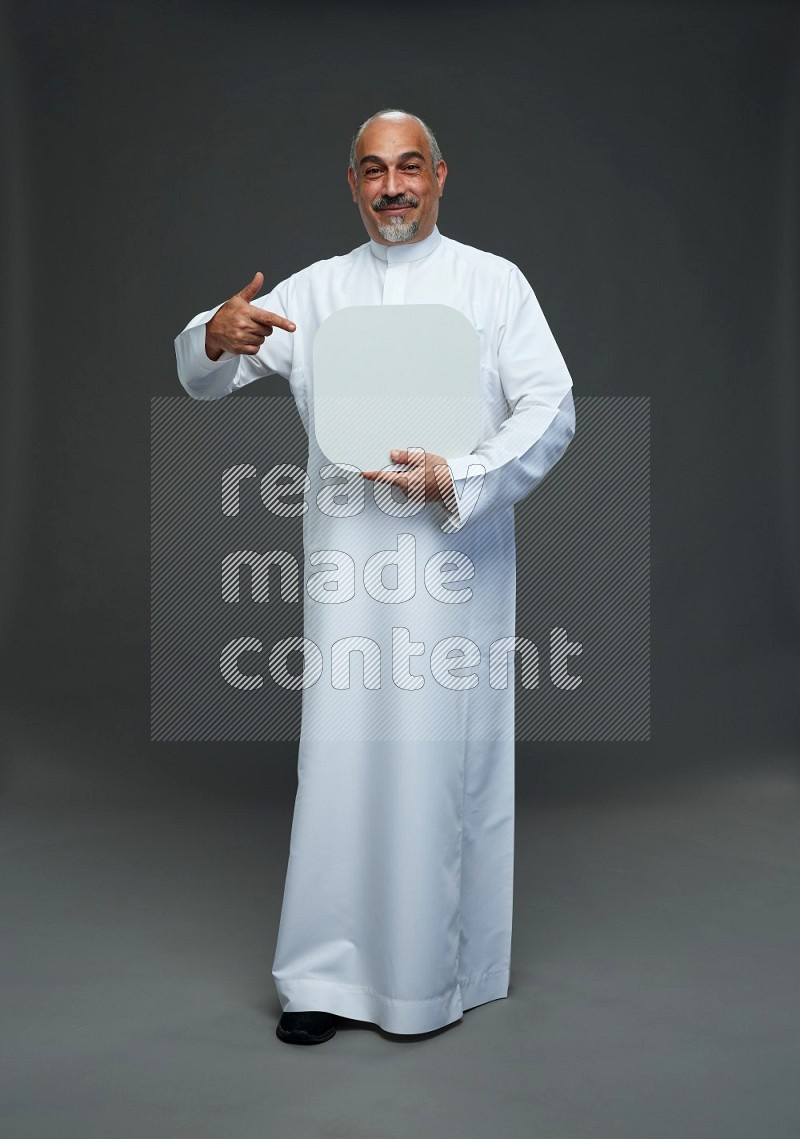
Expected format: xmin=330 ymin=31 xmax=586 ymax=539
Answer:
xmin=385 ymin=168 xmax=403 ymax=197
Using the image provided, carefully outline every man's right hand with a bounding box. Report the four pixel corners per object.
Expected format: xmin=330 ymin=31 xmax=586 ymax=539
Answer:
xmin=205 ymin=272 xmax=296 ymax=361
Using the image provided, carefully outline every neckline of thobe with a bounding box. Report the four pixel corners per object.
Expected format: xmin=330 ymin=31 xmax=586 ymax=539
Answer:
xmin=367 ymin=225 xmax=442 ymax=264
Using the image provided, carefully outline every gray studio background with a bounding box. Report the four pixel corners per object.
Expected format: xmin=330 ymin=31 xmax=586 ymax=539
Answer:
xmin=1 ymin=2 xmax=798 ymax=1138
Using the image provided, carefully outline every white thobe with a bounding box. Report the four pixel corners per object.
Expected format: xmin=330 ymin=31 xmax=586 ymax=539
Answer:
xmin=175 ymin=225 xmax=575 ymax=1033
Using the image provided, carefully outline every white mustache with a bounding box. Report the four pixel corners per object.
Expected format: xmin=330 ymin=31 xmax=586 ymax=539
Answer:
xmin=372 ymin=197 xmax=419 ymax=210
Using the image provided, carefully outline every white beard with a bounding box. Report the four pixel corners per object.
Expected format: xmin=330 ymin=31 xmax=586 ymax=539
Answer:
xmin=376 ymin=215 xmax=420 ymax=243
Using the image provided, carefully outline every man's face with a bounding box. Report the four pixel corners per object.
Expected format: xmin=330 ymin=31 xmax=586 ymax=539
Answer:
xmin=347 ymin=114 xmax=447 ymax=245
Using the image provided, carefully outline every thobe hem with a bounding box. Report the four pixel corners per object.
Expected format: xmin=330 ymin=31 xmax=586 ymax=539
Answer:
xmin=273 ymin=966 xmax=510 ymax=1035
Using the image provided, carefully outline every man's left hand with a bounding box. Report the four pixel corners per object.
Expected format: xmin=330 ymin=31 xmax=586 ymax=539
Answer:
xmin=362 ymin=448 xmax=456 ymax=512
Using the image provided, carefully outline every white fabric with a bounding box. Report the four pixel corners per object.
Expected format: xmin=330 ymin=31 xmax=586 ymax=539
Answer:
xmin=175 ymin=226 xmax=575 ymax=1033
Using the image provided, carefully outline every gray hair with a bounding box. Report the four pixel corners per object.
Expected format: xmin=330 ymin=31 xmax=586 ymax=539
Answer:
xmin=349 ymin=109 xmax=443 ymax=180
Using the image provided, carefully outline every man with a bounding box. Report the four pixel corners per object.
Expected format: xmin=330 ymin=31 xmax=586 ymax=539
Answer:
xmin=175 ymin=109 xmax=575 ymax=1045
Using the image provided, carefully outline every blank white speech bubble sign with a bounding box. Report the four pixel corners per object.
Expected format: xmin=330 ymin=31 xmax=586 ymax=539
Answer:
xmin=312 ymin=304 xmax=482 ymax=472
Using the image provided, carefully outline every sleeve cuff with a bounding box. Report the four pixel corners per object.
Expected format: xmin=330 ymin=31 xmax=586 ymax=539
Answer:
xmin=446 ymin=452 xmax=485 ymax=484
xmin=183 ymin=321 xmax=237 ymax=373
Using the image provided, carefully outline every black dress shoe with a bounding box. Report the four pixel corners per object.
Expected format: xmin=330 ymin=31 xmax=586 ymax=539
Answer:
xmin=276 ymin=1010 xmax=337 ymax=1045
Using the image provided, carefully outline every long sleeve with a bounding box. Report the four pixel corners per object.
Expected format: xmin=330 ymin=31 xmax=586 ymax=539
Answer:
xmin=444 ymin=266 xmax=575 ymax=531
xmin=174 ymin=280 xmax=296 ymax=401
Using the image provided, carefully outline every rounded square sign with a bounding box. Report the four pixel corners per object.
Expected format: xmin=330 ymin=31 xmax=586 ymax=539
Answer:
xmin=312 ymin=304 xmax=482 ymax=471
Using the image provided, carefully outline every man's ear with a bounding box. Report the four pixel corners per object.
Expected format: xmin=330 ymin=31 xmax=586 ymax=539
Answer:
xmin=347 ymin=166 xmax=358 ymax=203
xmin=436 ymin=159 xmax=448 ymax=198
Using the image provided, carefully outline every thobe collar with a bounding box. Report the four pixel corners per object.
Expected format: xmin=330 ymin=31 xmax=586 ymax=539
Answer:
xmin=368 ymin=224 xmax=442 ymax=264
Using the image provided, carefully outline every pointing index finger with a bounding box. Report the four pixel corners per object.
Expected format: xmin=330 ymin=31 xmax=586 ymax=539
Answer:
xmin=249 ymin=305 xmax=297 ymax=333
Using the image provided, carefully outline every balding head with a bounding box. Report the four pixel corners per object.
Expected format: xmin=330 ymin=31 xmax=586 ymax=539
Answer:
xmin=349 ymin=109 xmax=443 ymax=180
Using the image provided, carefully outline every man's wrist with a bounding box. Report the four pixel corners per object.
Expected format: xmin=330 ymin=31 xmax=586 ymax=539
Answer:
xmin=205 ymin=323 xmax=224 ymax=362
xmin=433 ymin=466 xmax=457 ymax=512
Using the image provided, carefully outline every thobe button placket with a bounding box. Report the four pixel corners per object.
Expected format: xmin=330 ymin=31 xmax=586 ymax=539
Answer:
xmin=382 ymin=262 xmax=409 ymax=305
